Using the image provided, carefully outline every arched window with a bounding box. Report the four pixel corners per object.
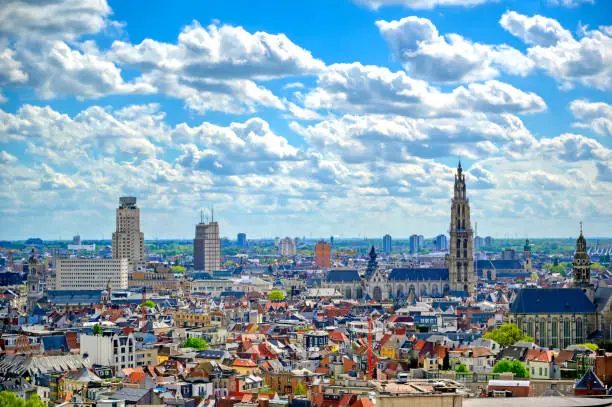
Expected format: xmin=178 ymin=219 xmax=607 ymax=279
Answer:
xmin=373 ymin=286 xmax=382 ymax=301
xmin=539 ymin=319 xmax=547 ymax=347
xmin=356 ymin=287 xmax=363 ymax=299
xmin=551 ymin=320 xmax=558 ymax=348
xmin=527 ymin=320 xmax=534 ymax=339
xmin=345 ymin=287 xmax=352 ymax=299
xmin=576 ymin=318 xmax=583 ymax=343
xmin=563 ymin=319 xmax=571 ymax=348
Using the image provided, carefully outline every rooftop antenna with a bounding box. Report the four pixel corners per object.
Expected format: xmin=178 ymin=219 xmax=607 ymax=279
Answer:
xmin=200 ymin=209 xmax=204 ymax=224
xmin=211 ymin=205 xmax=214 ymax=223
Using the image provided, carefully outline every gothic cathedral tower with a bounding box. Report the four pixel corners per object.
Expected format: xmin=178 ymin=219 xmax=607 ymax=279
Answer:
xmin=572 ymin=222 xmax=592 ymax=289
xmin=448 ymin=162 xmax=475 ymax=296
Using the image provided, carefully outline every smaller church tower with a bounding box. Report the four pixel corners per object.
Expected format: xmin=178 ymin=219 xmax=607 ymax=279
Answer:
xmin=26 ymin=249 xmax=44 ymax=313
xmin=573 ymin=222 xmax=592 ymax=292
xmin=523 ymin=239 xmax=532 ymax=272
xmin=365 ymin=246 xmax=378 ymax=279
xmin=101 ymin=279 xmax=112 ymax=307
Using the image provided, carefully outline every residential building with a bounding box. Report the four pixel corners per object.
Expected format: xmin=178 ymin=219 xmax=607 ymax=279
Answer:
xmin=474 ymin=236 xmax=484 ymax=250
xmin=315 ymin=240 xmax=331 ymax=268
xmin=80 ymin=333 xmax=136 ymax=370
xmin=484 ymin=236 xmax=494 ymax=246
xmin=383 ymin=234 xmax=392 ymax=254
xmin=53 ymin=258 xmax=129 ymax=290
xmin=194 ymin=217 xmax=221 ymax=272
xmin=279 ymin=237 xmax=296 ymax=257
xmin=435 ymin=234 xmax=448 ymax=251
xmin=409 ymin=235 xmax=420 ymax=254
xmin=237 ymin=233 xmax=247 ymax=248
xmin=112 ymin=197 xmax=144 ymax=268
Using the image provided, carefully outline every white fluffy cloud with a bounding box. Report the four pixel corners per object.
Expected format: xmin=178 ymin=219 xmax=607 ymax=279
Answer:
xmin=0 ymin=0 xmax=113 ymax=40
xmin=354 ymin=0 xmax=493 ymax=10
xmin=570 ymin=99 xmax=612 ymax=137
xmin=547 ymin=0 xmax=594 ymax=7
xmin=501 ymin=11 xmax=612 ymax=90
xmin=377 ymin=16 xmax=534 ymax=83
xmin=303 ymin=63 xmax=546 ymax=116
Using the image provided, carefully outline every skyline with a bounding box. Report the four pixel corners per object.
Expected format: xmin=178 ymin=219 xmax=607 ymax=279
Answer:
xmin=1 ymin=0 xmax=612 ymax=239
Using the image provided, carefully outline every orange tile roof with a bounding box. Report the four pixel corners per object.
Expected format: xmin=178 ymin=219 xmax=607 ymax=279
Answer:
xmin=233 ymin=358 xmax=257 ymax=367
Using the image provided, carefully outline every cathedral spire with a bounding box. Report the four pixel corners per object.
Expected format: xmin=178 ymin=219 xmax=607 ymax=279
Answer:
xmin=573 ymin=222 xmax=591 ymax=288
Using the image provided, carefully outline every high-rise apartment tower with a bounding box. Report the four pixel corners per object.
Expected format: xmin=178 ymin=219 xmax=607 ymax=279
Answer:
xmin=112 ymin=197 xmax=144 ymax=268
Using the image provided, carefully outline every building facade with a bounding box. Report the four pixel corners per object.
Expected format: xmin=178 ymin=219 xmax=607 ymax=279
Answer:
xmin=194 ymin=220 xmax=221 ymax=272
xmin=279 ymin=237 xmax=296 ymax=257
xmin=80 ymin=333 xmax=136 ymax=370
xmin=315 ymin=240 xmax=331 ymax=268
xmin=111 ymin=197 xmax=144 ymax=268
xmin=53 ymin=258 xmax=129 ymax=290
xmin=237 ymin=233 xmax=247 ymax=248
xmin=383 ymin=234 xmax=392 ymax=254
xmin=435 ymin=234 xmax=448 ymax=251
xmin=409 ymin=235 xmax=420 ymax=254
xmin=447 ymin=162 xmax=475 ymax=295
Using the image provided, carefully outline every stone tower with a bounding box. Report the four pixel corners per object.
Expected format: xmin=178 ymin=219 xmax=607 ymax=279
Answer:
xmin=523 ymin=239 xmax=532 ymax=272
xmin=447 ymin=162 xmax=475 ymax=296
xmin=572 ymin=222 xmax=592 ymax=289
xmin=26 ymin=249 xmax=44 ymax=313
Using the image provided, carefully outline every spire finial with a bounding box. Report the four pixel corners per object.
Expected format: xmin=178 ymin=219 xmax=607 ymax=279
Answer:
xmin=200 ymin=209 xmax=204 ymax=224
xmin=580 ymin=220 xmax=583 ymax=235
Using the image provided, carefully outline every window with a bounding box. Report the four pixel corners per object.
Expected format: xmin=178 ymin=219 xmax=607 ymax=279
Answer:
xmin=563 ymin=319 xmax=571 ymax=348
xmin=539 ymin=367 xmax=542 ymax=376
xmin=576 ymin=318 xmax=584 ymax=343
xmin=539 ymin=319 xmax=547 ymax=347
xmin=527 ymin=320 xmax=534 ymax=339
xmin=551 ymin=320 xmax=558 ymax=348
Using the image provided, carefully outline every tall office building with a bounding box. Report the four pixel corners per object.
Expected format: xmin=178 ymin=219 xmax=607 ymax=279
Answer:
xmin=448 ymin=162 xmax=475 ymax=295
xmin=435 ymin=234 xmax=448 ymax=251
xmin=484 ymin=236 xmax=494 ymax=246
xmin=315 ymin=240 xmax=331 ymax=267
xmin=237 ymin=233 xmax=247 ymax=248
xmin=474 ymin=236 xmax=484 ymax=249
xmin=383 ymin=234 xmax=392 ymax=254
xmin=194 ymin=214 xmax=221 ymax=272
xmin=279 ymin=237 xmax=296 ymax=257
xmin=409 ymin=234 xmax=421 ymax=254
xmin=112 ymin=197 xmax=144 ymax=268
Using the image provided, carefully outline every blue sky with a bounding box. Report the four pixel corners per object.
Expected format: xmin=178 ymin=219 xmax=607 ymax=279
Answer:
xmin=1 ymin=0 xmax=611 ymax=240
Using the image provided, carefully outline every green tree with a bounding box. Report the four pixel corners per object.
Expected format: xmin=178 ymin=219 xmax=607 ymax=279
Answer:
xmin=92 ymin=323 xmax=103 ymax=336
xmin=483 ymin=323 xmax=534 ymax=347
xmin=295 ymin=381 xmax=307 ymax=395
xmin=268 ymin=290 xmax=285 ymax=301
xmin=455 ymin=363 xmax=469 ymax=373
xmin=171 ymin=265 xmax=186 ymax=273
xmin=25 ymin=394 xmax=45 ymax=407
xmin=492 ymin=360 xmax=529 ymax=378
xmin=144 ymin=300 xmax=156 ymax=309
xmin=0 ymin=391 xmax=24 ymax=407
xmin=183 ymin=337 xmax=208 ymax=350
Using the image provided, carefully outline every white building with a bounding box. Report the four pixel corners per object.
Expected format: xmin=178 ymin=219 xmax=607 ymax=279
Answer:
xmin=53 ymin=258 xmax=128 ymax=290
xmin=80 ymin=333 xmax=136 ymax=370
xmin=112 ymin=197 xmax=144 ymax=268
xmin=279 ymin=237 xmax=296 ymax=257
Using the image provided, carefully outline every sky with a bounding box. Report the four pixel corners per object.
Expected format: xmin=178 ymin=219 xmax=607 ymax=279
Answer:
xmin=0 ymin=0 xmax=611 ymax=240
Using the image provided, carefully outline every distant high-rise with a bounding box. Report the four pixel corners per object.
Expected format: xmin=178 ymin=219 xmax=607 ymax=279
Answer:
xmin=112 ymin=197 xmax=144 ymax=268
xmin=409 ymin=234 xmax=420 ymax=254
xmin=72 ymin=235 xmax=81 ymax=245
xmin=474 ymin=236 xmax=484 ymax=249
xmin=434 ymin=234 xmax=448 ymax=251
xmin=194 ymin=212 xmax=221 ymax=272
xmin=315 ymin=240 xmax=331 ymax=267
xmin=280 ymin=237 xmax=296 ymax=257
xmin=418 ymin=235 xmax=424 ymax=248
xmin=383 ymin=234 xmax=392 ymax=254
xmin=237 ymin=233 xmax=247 ymax=248
xmin=330 ymin=236 xmax=334 ymax=248
xmin=484 ymin=236 xmax=494 ymax=246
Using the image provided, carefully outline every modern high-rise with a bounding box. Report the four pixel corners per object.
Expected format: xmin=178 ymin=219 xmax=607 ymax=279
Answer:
xmin=194 ymin=218 xmax=221 ymax=272
xmin=474 ymin=236 xmax=484 ymax=249
xmin=279 ymin=237 xmax=296 ymax=257
xmin=315 ymin=240 xmax=331 ymax=267
xmin=237 ymin=233 xmax=247 ymax=248
xmin=448 ymin=162 xmax=475 ymax=295
xmin=484 ymin=236 xmax=494 ymax=246
xmin=53 ymin=258 xmax=129 ymax=290
xmin=434 ymin=234 xmax=448 ymax=251
xmin=409 ymin=234 xmax=420 ymax=254
xmin=382 ymin=234 xmax=392 ymax=254
xmin=112 ymin=197 xmax=144 ymax=268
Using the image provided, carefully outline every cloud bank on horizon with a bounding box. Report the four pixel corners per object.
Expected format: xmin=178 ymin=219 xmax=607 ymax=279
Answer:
xmin=0 ymin=0 xmax=611 ymax=239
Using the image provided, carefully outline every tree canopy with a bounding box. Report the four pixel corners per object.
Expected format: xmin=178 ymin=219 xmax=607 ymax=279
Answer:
xmin=578 ymin=343 xmax=599 ymax=351
xmin=183 ymin=337 xmax=208 ymax=350
xmin=455 ymin=363 xmax=469 ymax=373
xmin=483 ymin=323 xmax=534 ymax=347
xmin=171 ymin=265 xmax=186 ymax=273
xmin=268 ymin=290 xmax=285 ymax=301
xmin=144 ymin=300 xmax=156 ymax=309
xmin=92 ymin=323 xmax=103 ymax=335
xmin=492 ymin=360 xmax=529 ymax=378
xmin=0 ymin=392 xmax=46 ymax=407
xmin=295 ymin=381 xmax=307 ymax=395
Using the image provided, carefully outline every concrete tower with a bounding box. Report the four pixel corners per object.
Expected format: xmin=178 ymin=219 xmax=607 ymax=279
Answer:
xmin=447 ymin=162 xmax=475 ymax=295
xmin=194 ymin=210 xmax=221 ymax=272
xmin=112 ymin=197 xmax=144 ymax=269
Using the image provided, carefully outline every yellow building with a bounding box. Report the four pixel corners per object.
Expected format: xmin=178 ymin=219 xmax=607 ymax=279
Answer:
xmin=174 ymin=310 xmax=211 ymax=328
